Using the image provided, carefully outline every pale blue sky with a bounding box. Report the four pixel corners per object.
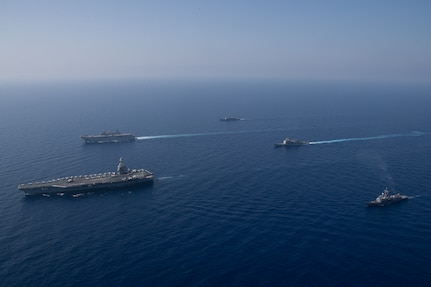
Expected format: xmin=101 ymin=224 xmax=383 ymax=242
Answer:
xmin=1 ymin=0 xmax=431 ymax=82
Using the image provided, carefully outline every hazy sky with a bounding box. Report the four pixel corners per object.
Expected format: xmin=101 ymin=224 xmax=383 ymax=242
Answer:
xmin=1 ymin=0 xmax=431 ymax=82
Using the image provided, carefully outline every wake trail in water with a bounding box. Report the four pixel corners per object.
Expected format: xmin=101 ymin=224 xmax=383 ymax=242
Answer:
xmin=408 ymin=195 xmax=429 ymax=199
xmin=309 ymin=131 xmax=424 ymax=145
xmin=136 ymin=128 xmax=288 ymax=140
xmin=157 ymin=175 xmax=187 ymax=181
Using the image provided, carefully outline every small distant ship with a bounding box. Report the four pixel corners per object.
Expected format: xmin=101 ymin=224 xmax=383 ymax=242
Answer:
xmin=367 ymin=188 xmax=408 ymax=207
xmin=81 ymin=130 xmax=136 ymax=144
xmin=220 ymin=117 xmax=242 ymax=122
xmin=274 ymin=138 xmax=310 ymax=147
xmin=18 ymin=158 xmax=153 ymax=196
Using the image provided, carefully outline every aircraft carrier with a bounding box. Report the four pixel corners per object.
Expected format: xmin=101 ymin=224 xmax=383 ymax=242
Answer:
xmin=81 ymin=130 xmax=136 ymax=143
xmin=18 ymin=158 xmax=153 ymax=196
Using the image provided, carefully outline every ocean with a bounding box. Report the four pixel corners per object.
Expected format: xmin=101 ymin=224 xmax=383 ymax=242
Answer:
xmin=0 ymin=79 xmax=430 ymax=286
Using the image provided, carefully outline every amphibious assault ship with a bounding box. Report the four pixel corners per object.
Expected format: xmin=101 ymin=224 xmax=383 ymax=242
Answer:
xmin=367 ymin=188 xmax=408 ymax=207
xmin=18 ymin=158 xmax=153 ymax=196
xmin=274 ymin=138 xmax=310 ymax=147
xmin=81 ymin=130 xmax=136 ymax=143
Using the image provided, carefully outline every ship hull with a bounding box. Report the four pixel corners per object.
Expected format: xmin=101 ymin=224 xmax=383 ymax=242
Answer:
xmin=274 ymin=142 xmax=309 ymax=147
xmin=20 ymin=178 xmax=153 ymax=196
xmin=367 ymin=196 xmax=408 ymax=207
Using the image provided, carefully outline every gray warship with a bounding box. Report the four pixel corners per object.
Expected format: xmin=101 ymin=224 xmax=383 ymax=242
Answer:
xmin=220 ymin=117 xmax=242 ymax=121
xmin=18 ymin=158 xmax=153 ymax=196
xmin=367 ymin=188 xmax=408 ymax=207
xmin=274 ymin=137 xmax=309 ymax=147
xmin=81 ymin=130 xmax=136 ymax=143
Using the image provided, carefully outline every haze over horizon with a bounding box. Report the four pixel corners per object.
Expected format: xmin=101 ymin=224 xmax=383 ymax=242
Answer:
xmin=1 ymin=0 xmax=431 ymax=83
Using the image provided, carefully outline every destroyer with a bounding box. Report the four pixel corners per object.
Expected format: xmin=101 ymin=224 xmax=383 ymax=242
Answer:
xmin=220 ymin=117 xmax=242 ymax=121
xmin=274 ymin=137 xmax=309 ymax=147
xmin=18 ymin=158 xmax=153 ymax=196
xmin=81 ymin=130 xmax=136 ymax=143
xmin=367 ymin=188 xmax=408 ymax=207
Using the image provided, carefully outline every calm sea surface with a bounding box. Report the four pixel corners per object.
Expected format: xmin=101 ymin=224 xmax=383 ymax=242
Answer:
xmin=1 ymin=80 xmax=431 ymax=286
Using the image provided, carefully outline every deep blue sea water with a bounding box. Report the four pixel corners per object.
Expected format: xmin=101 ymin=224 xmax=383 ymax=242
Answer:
xmin=1 ymin=79 xmax=431 ymax=286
